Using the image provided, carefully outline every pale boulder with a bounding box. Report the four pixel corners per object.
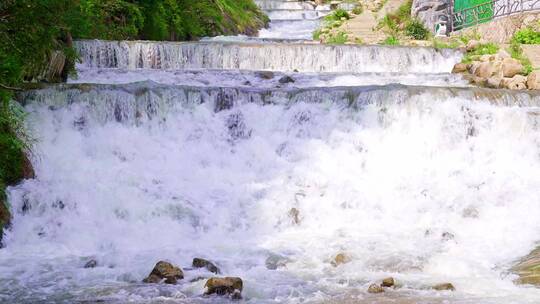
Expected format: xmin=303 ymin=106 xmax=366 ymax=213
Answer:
xmin=527 ymin=71 xmax=540 ymax=90
xmin=502 ymin=58 xmax=524 ymax=78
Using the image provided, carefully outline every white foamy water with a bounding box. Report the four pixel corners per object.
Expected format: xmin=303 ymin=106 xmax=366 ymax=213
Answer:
xmin=2 ymin=1 xmax=540 ymax=303
xmin=3 ymin=87 xmax=540 ymax=303
xmin=69 ymin=68 xmax=469 ymax=88
xmin=74 ymin=40 xmax=462 ymax=74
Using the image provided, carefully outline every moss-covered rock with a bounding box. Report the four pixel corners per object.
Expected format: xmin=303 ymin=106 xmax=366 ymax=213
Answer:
xmin=0 ymin=195 xmax=10 ymax=247
xmin=513 ymin=247 xmax=540 ymax=285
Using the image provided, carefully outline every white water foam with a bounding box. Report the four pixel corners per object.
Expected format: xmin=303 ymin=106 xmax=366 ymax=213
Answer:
xmin=3 ymin=89 xmax=540 ymax=303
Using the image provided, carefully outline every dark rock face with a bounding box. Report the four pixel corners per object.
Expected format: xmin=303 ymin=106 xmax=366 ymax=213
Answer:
xmin=84 ymin=259 xmax=98 ymax=268
xmin=193 ymin=258 xmax=220 ymax=274
xmin=204 ymin=277 xmax=243 ymax=299
xmin=278 ymin=75 xmax=295 ymax=84
xmin=143 ymin=261 xmax=184 ymax=284
xmin=412 ymin=0 xmax=450 ymax=33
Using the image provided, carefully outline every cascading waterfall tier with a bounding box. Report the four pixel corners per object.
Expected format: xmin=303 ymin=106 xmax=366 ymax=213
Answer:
xmin=5 ymin=80 xmax=540 ymax=303
xmin=74 ymin=40 xmax=462 ymax=73
xmin=18 ymin=82 xmax=540 ymax=124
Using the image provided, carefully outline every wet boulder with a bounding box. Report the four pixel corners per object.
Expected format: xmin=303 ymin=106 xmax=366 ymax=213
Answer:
xmin=278 ymin=75 xmax=295 ymax=84
xmin=432 ymin=283 xmax=455 ymax=291
xmin=512 ymin=246 xmax=540 ymax=285
xmin=331 ymin=253 xmax=351 ymax=267
xmin=257 ymin=71 xmax=274 ymax=79
xmin=367 ymin=283 xmax=384 ymax=293
xmin=289 ymin=207 xmax=300 ymax=225
xmin=381 ymin=277 xmax=395 ymax=287
xmin=265 ymin=254 xmax=289 ymax=270
xmin=143 ymin=261 xmax=184 ymax=284
xmin=84 ymin=259 xmax=98 ymax=268
xmin=204 ymin=277 xmax=243 ymax=299
xmin=193 ymin=258 xmax=220 ymax=274
xmin=452 ymin=63 xmax=467 ymax=73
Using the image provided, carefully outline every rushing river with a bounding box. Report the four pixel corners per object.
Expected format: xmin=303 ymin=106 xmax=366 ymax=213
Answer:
xmin=2 ymin=1 xmax=540 ymax=303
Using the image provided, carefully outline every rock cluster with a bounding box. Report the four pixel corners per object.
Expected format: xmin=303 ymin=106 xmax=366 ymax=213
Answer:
xmin=367 ymin=277 xmax=395 ymax=293
xmin=452 ymin=47 xmax=539 ymax=91
xmin=141 ymin=258 xmax=245 ymax=299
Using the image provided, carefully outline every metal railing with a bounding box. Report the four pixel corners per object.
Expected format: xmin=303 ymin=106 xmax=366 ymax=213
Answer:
xmin=451 ymin=0 xmax=540 ymax=31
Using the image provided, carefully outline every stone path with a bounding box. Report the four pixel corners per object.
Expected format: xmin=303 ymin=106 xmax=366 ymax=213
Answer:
xmin=338 ymin=0 xmax=405 ymax=44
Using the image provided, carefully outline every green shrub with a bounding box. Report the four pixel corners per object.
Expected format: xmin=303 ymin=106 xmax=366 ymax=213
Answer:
xmin=382 ymin=35 xmax=400 ymax=46
xmin=324 ymin=9 xmax=350 ymax=22
xmin=508 ymin=41 xmax=533 ymax=75
xmin=352 ymin=4 xmax=364 ymax=15
xmin=512 ymin=28 xmax=540 ymax=44
xmin=405 ymin=19 xmax=430 ymax=40
xmin=462 ymin=42 xmax=500 ymax=63
xmin=326 ymin=31 xmax=348 ymax=44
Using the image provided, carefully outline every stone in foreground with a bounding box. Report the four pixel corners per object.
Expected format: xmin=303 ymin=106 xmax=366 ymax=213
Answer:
xmin=381 ymin=277 xmax=395 ymax=287
xmin=512 ymin=247 xmax=540 ymax=285
xmin=205 ymin=277 xmax=243 ymax=299
xmin=432 ymin=283 xmax=456 ymax=291
xmin=143 ymin=261 xmax=184 ymax=284
xmin=331 ymin=253 xmax=352 ymax=267
xmin=368 ymin=283 xmax=384 ymax=293
xmin=193 ymin=258 xmax=220 ymax=274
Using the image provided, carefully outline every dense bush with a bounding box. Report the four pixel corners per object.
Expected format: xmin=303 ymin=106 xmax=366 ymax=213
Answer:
xmin=405 ymin=20 xmax=430 ymax=40
xmin=324 ymin=9 xmax=350 ymax=22
xmin=512 ymin=28 xmax=540 ymax=44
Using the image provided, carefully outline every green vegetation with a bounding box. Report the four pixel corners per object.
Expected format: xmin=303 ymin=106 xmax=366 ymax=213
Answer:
xmin=512 ymin=28 xmax=540 ymax=45
xmin=382 ymin=36 xmax=400 ymax=46
xmin=432 ymin=38 xmax=460 ymax=49
xmin=405 ymin=20 xmax=430 ymax=40
xmin=378 ymin=0 xmax=430 ymax=41
xmin=508 ymin=41 xmax=533 ymax=75
xmin=324 ymin=9 xmax=351 ymax=23
xmin=326 ymin=31 xmax=349 ymax=44
xmin=352 ymin=4 xmax=364 ymax=15
xmin=462 ymin=43 xmax=499 ymax=63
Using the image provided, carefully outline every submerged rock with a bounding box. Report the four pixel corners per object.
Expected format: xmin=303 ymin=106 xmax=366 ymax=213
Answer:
xmin=367 ymin=283 xmax=384 ymax=293
xmin=289 ymin=207 xmax=300 ymax=225
xmin=143 ymin=261 xmax=184 ymax=284
xmin=265 ymin=254 xmax=289 ymax=270
xmin=278 ymin=75 xmax=295 ymax=84
xmin=193 ymin=258 xmax=220 ymax=274
xmin=331 ymin=253 xmax=351 ymax=267
xmin=432 ymin=283 xmax=455 ymax=291
xmin=84 ymin=259 xmax=98 ymax=268
xmin=257 ymin=71 xmax=274 ymax=79
xmin=381 ymin=277 xmax=395 ymax=287
xmin=205 ymin=277 xmax=243 ymax=299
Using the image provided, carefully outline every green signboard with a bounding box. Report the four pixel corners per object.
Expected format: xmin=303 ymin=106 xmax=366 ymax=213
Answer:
xmin=453 ymin=0 xmax=494 ymax=30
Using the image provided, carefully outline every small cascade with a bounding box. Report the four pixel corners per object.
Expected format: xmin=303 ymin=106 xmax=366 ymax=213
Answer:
xmin=74 ymin=40 xmax=462 ymax=73
xmin=255 ymin=0 xmax=330 ymax=39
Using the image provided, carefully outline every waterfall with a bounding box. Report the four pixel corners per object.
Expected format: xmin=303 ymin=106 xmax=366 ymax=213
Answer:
xmin=2 ymin=4 xmax=540 ymax=302
xmin=74 ymin=40 xmax=462 ymax=73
